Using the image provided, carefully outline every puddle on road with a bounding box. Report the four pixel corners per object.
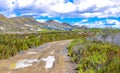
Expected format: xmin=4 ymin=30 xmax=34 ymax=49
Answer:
xmin=42 ymin=56 xmax=55 ymax=69
xmin=9 ymin=52 xmax=55 ymax=70
xmin=10 ymin=59 xmax=40 ymax=69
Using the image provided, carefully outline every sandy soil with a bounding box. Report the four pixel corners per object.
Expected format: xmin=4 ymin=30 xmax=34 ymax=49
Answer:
xmin=0 ymin=40 xmax=75 ymax=73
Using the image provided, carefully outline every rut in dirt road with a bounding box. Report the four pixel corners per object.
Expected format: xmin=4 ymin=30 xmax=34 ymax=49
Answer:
xmin=0 ymin=40 xmax=75 ymax=73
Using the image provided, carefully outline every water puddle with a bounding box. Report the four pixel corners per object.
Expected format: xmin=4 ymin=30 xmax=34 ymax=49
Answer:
xmin=10 ymin=59 xmax=40 ymax=69
xmin=42 ymin=56 xmax=55 ymax=69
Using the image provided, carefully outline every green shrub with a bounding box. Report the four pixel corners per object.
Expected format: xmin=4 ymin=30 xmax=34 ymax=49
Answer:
xmin=68 ymin=38 xmax=120 ymax=73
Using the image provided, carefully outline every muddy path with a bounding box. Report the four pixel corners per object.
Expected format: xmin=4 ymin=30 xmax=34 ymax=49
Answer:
xmin=0 ymin=40 xmax=75 ymax=73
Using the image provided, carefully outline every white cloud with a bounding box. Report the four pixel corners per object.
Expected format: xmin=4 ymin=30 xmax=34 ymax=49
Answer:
xmin=112 ymin=25 xmax=120 ymax=28
xmin=36 ymin=19 xmax=47 ymax=23
xmin=8 ymin=13 xmax=17 ymax=18
xmin=17 ymin=0 xmax=34 ymax=8
xmin=50 ymin=2 xmax=76 ymax=13
xmin=84 ymin=21 xmax=106 ymax=28
xmin=78 ymin=0 xmax=114 ymax=9
xmin=76 ymin=0 xmax=113 ymax=11
xmin=7 ymin=0 xmax=16 ymax=9
xmin=106 ymin=19 xmax=120 ymax=25
xmin=0 ymin=0 xmax=16 ymax=12
xmin=81 ymin=19 xmax=88 ymax=23
xmin=73 ymin=19 xmax=120 ymax=28
xmin=107 ymin=7 xmax=120 ymax=15
xmin=81 ymin=12 xmax=103 ymax=18
xmin=54 ymin=20 xmax=60 ymax=23
xmin=35 ymin=0 xmax=64 ymax=5
xmin=20 ymin=13 xmax=38 ymax=16
xmin=74 ymin=0 xmax=120 ymax=18
xmin=34 ymin=0 xmax=76 ymax=13
xmin=0 ymin=0 xmax=120 ymax=18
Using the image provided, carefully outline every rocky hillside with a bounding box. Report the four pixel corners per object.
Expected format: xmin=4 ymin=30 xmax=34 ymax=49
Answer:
xmin=0 ymin=14 xmax=15 ymax=31
xmin=0 ymin=14 xmax=44 ymax=32
xmin=43 ymin=20 xmax=73 ymax=30
xmin=0 ymin=14 xmax=75 ymax=32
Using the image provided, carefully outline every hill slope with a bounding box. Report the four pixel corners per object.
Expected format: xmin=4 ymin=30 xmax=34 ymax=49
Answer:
xmin=42 ymin=20 xmax=72 ymax=30
xmin=0 ymin=14 xmax=75 ymax=32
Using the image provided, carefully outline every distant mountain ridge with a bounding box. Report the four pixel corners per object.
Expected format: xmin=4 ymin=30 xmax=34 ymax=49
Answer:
xmin=0 ymin=14 xmax=77 ymax=32
xmin=43 ymin=20 xmax=73 ymax=30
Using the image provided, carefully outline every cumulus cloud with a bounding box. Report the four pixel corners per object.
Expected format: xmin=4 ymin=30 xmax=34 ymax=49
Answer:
xmin=77 ymin=0 xmax=113 ymax=11
xmin=74 ymin=0 xmax=120 ymax=18
xmin=36 ymin=19 xmax=47 ymax=23
xmin=106 ymin=19 xmax=120 ymax=24
xmin=81 ymin=12 xmax=103 ymax=18
xmin=49 ymin=2 xmax=76 ymax=13
xmin=106 ymin=19 xmax=120 ymax=28
xmin=0 ymin=0 xmax=120 ymax=19
xmin=17 ymin=0 xmax=34 ymax=8
xmin=8 ymin=13 xmax=17 ymax=18
xmin=74 ymin=19 xmax=120 ymax=28
xmin=81 ymin=19 xmax=88 ymax=23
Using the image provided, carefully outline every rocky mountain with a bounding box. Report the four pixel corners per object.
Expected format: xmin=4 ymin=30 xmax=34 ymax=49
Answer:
xmin=42 ymin=20 xmax=73 ymax=30
xmin=9 ymin=17 xmax=44 ymax=32
xmin=0 ymin=14 xmax=15 ymax=31
xmin=74 ymin=25 xmax=89 ymax=30
xmin=0 ymin=14 xmax=44 ymax=32
xmin=0 ymin=14 xmax=76 ymax=32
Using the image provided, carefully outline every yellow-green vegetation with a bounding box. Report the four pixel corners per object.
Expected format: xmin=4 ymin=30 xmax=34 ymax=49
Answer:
xmin=0 ymin=31 xmax=91 ymax=60
xmin=67 ymin=38 xmax=120 ymax=73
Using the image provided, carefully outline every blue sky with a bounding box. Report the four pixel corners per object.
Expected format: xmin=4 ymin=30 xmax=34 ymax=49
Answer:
xmin=0 ymin=0 xmax=120 ymax=28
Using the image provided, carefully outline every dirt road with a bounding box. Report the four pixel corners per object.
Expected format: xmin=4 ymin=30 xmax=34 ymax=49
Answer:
xmin=0 ymin=40 xmax=75 ymax=73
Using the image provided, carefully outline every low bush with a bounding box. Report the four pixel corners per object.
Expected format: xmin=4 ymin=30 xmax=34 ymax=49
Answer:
xmin=67 ymin=37 xmax=120 ymax=73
